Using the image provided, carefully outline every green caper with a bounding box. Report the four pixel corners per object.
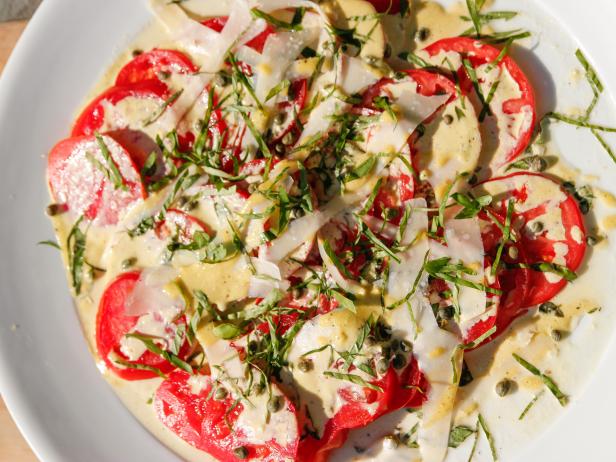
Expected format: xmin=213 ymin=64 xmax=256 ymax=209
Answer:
xmin=233 ymin=446 xmax=249 ymax=459
xmin=46 ymin=203 xmax=67 ymax=216
xmin=274 ymin=143 xmax=285 ymax=154
xmin=214 ymin=387 xmax=228 ymax=401
xmin=392 ymin=353 xmax=407 ymax=370
xmin=132 ymin=49 xmax=143 ymax=57
xmin=376 ymin=358 xmax=389 ymax=375
xmin=390 ymin=339 xmax=401 ymax=351
xmin=268 ymin=395 xmax=284 ymax=413
xmin=578 ymin=198 xmax=590 ymax=215
xmin=495 ymin=378 xmax=515 ymax=397
xmin=274 ymin=112 xmax=287 ymax=126
xmin=417 ymin=27 xmax=431 ymax=41
xmin=121 ymin=257 xmax=137 ymax=270
xmin=586 ymin=235 xmax=599 ymax=246
xmin=528 ymin=155 xmax=548 ymax=172
xmin=530 ymin=221 xmax=544 ymax=233
xmin=282 ymin=132 xmax=294 ymax=146
xmin=443 ymin=114 xmax=454 ymax=125
xmin=551 ymin=329 xmax=568 ymax=342
xmin=539 ymin=301 xmax=563 ymax=317
xmin=376 ymin=322 xmax=392 ymax=341
xmin=254 ymin=382 xmax=266 ymax=396
xmin=247 ymin=340 xmax=259 ymax=353
xmin=157 ymin=70 xmax=171 ymax=80
xmin=297 ymin=358 xmax=313 ymax=373
xmin=383 ymin=435 xmax=399 ymax=449
xmin=399 ymin=340 xmax=413 ymax=353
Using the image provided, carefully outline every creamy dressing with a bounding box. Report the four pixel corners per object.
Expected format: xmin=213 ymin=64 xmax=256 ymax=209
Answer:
xmin=46 ymin=1 xmax=616 ymax=462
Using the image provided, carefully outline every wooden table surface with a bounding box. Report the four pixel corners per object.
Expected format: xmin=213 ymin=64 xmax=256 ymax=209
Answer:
xmin=1 ymin=20 xmax=39 ymax=462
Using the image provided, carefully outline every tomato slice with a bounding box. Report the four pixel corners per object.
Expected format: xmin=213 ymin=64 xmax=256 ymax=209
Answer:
xmin=298 ymin=361 xmax=428 ymax=462
xmin=71 ymin=79 xmax=171 ymax=137
xmin=202 ymin=17 xmax=275 ymax=53
xmin=47 ymin=134 xmax=145 ymax=225
xmin=475 ymin=172 xmax=586 ymax=307
xmin=422 ymin=37 xmax=536 ymax=166
xmin=96 ymin=271 xmax=189 ymax=380
xmin=155 ymin=370 xmax=300 ymax=462
xmin=116 ymin=48 xmax=198 ymax=86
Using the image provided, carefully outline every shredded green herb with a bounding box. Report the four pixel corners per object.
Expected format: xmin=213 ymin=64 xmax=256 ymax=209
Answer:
xmin=512 ymin=353 xmax=568 ymax=406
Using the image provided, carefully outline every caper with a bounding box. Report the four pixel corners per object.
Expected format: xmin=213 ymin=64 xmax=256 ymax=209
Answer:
xmin=274 ymin=112 xmax=287 ymax=126
xmin=297 ymin=358 xmax=313 ymax=373
xmin=383 ymin=435 xmax=399 ymax=449
xmin=539 ymin=301 xmax=563 ymax=317
xmin=417 ymin=27 xmax=431 ymax=41
xmin=443 ymin=114 xmax=454 ymax=125
xmin=268 ymin=395 xmax=284 ymax=413
xmin=247 ymin=340 xmax=259 ymax=353
xmin=586 ymin=235 xmax=599 ymax=246
xmin=399 ymin=340 xmax=412 ymax=353
xmin=46 ymin=203 xmax=67 ymax=216
xmin=392 ymin=353 xmax=407 ymax=370
xmin=562 ymin=181 xmax=576 ymax=194
xmin=233 ymin=446 xmax=249 ymax=459
xmin=530 ymin=221 xmax=544 ymax=233
xmin=157 ymin=70 xmax=171 ymax=80
xmin=122 ymin=257 xmax=138 ymax=270
xmin=578 ymin=198 xmax=590 ymax=215
xmin=551 ymin=329 xmax=568 ymax=342
xmin=528 ymin=155 xmax=547 ymax=172
xmin=282 ymin=132 xmax=294 ymax=146
xmin=376 ymin=358 xmax=389 ymax=375
xmin=508 ymin=245 xmax=519 ymax=260
xmin=132 ymin=49 xmax=143 ymax=57
xmin=376 ymin=322 xmax=392 ymax=341
xmin=390 ymin=339 xmax=401 ymax=351
xmin=214 ymin=387 xmax=228 ymax=401
xmin=495 ymin=378 xmax=515 ymax=397
xmin=254 ymin=382 xmax=266 ymax=396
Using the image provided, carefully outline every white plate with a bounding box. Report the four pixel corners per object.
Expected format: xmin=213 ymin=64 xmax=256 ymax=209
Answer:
xmin=1 ymin=1 xmax=616 ymax=461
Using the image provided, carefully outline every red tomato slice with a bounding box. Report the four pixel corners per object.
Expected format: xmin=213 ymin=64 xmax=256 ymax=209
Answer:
xmin=156 ymin=209 xmax=212 ymax=244
xmin=71 ymin=79 xmax=171 ymax=137
xmin=96 ymin=271 xmax=189 ymax=380
xmin=422 ymin=37 xmax=536 ymax=166
xmin=202 ymin=17 xmax=275 ymax=53
xmin=155 ymin=370 xmax=300 ymax=462
xmin=116 ymin=48 xmax=198 ymax=86
xmin=475 ymin=172 xmax=586 ymax=307
xmin=298 ymin=361 xmax=428 ymax=462
xmin=47 ymin=134 xmax=146 ymax=225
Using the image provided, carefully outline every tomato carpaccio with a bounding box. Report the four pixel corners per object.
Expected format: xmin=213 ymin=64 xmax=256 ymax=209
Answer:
xmin=45 ymin=2 xmax=597 ymax=462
